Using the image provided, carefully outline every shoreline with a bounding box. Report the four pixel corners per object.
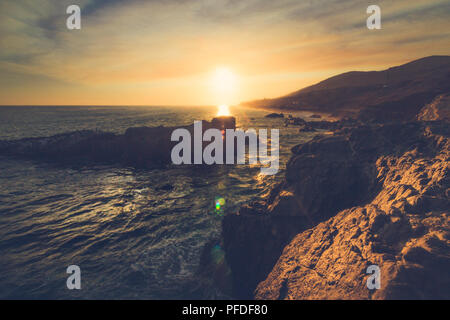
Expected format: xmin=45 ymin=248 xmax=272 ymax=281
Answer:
xmin=240 ymin=104 xmax=341 ymax=122
xmin=215 ymin=116 xmax=449 ymax=299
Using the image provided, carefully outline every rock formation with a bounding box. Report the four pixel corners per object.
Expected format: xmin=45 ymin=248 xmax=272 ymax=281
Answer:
xmin=0 ymin=127 xmax=173 ymax=168
xmin=417 ymin=93 xmax=450 ymax=122
xmin=265 ymin=113 xmax=284 ymax=118
xmin=224 ymin=56 xmax=450 ymax=299
xmin=222 ymin=120 xmax=449 ymax=299
xmin=0 ymin=117 xmax=237 ymax=168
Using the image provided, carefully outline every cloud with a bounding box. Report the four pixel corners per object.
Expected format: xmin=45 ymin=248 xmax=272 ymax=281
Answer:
xmin=0 ymin=0 xmax=449 ymax=105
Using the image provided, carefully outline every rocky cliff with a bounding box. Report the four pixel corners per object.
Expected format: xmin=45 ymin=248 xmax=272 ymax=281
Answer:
xmin=222 ymin=120 xmax=449 ymax=299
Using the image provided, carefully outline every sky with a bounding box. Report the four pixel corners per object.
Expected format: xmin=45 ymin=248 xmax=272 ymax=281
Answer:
xmin=0 ymin=0 xmax=449 ymax=106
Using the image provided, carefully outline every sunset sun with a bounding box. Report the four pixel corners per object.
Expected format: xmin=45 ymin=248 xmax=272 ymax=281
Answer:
xmin=212 ymin=67 xmax=236 ymax=93
xmin=211 ymin=67 xmax=238 ymax=110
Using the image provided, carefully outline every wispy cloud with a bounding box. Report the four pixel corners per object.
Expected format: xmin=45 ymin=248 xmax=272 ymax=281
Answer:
xmin=0 ymin=0 xmax=449 ymax=105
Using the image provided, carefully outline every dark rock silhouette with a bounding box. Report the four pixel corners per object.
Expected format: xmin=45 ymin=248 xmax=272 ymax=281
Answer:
xmin=0 ymin=117 xmax=237 ymax=168
xmin=265 ymin=113 xmax=284 ymax=118
xmin=211 ymin=116 xmax=237 ymax=131
xmin=0 ymin=128 xmax=173 ymax=168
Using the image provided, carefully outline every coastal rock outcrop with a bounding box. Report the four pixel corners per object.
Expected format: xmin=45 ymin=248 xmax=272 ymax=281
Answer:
xmin=0 ymin=117 xmax=237 ymax=168
xmin=222 ymin=120 xmax=449 ymax=299
xmin=255 ymin=123 xmax=449 ymax=299
xmin=265 ymin=113 xmax=284 ymax=118
xmin=0 ymin=127 xmax=174 ymax=168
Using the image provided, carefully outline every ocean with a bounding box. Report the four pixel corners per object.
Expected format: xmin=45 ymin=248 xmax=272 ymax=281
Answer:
xmin=0 ymin=105 xmax=317 ymax=299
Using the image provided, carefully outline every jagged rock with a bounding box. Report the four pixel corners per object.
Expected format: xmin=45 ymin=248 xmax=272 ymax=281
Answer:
xmin=284 ymin=117 xmax=307 ymax=126
xmin=298 ymin=124 xmax=316 ymax=132
xmin=222 ymin=121 xmax=449 ymax=299
xmin=254 ymin=122 xmax=449 ymax=299
xmin=417 ymin=93 xmax=450 ymax=121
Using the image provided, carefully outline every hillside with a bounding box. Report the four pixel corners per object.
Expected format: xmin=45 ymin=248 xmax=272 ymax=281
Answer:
xmin=243 ymin=56 xmax=450 ymax=122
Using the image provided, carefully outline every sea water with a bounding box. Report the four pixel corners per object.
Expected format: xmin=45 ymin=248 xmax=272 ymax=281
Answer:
xmin=0 ymin=105 xmax=317 ymax=299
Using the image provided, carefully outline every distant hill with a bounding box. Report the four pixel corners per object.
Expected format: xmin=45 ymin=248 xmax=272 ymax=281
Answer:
xmin=243 ymin=56 xmax=450 ymax=121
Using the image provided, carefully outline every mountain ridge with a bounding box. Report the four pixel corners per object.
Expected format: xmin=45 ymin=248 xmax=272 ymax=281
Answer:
xmin=243 ymin=55 xmax=450 ymax=121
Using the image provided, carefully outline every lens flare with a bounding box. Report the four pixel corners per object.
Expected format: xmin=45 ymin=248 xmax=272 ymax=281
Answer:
xmin=214 ymin=197 xmax=226 ymax=216
xmin=211 ymin=244 xmax=225 ymax=265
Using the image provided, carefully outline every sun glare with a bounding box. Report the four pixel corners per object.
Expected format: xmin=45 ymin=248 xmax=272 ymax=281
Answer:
xmin=217 ymin=104 xmax=231 ymax=116
xmin=212 ymin=67 xmax=236 ymax=93
xmin=210 ymin=66 xmax=238 ymax=107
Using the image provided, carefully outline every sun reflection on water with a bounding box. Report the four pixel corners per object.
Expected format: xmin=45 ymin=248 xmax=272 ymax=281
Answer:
xmin=216 ymin=105 xmax=231 ymax=117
